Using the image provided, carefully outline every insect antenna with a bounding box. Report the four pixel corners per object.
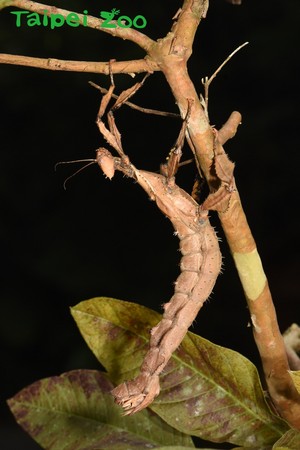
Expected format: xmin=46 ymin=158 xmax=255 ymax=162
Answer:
xmin=55 ymin=158 xmax=96 ymax=190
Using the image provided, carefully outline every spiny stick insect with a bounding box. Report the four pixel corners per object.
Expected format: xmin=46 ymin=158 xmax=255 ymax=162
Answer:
xmin=58 ymin=75 xmax=222 ymax=414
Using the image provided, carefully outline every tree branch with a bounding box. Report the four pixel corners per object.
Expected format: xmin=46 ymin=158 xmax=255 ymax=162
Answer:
xmin=218 ymin=111 xmax=242 ymax=145
xmin=146 ymin=0 xmax=300 ymax=429
xmin=0 ymin=53 xmax=158 ymax=75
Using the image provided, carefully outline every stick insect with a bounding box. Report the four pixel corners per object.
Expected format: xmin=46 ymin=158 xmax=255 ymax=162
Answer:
xmin=59 ymin=78 xmax=222 ymax=415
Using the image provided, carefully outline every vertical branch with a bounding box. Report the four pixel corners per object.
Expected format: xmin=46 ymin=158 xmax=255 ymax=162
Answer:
xmin=146 ymin=0 xmax=300 ymax=429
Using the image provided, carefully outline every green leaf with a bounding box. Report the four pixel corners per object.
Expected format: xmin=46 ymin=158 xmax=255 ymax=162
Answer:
xmin=71 ymin=298 xmax=288 ymax=447
xmin=272 ymin=429 xmax=300 ymax=449
xmin=155 ymin=448 xmax=217 ymax=450
xmin=151 ymin=448 xmax=195 ymax=450
xmin=71 ymin=297 xmax=160 ymax=377
xmin=8 ymin=369 xmax=195 ymax=450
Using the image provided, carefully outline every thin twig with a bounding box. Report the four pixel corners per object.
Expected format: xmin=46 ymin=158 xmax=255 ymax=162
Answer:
xmin=201 ymin=42 xmax=249 ymax=109
xmin=89 ymin=82 xmax=180 ymax=118
xmin=178 ymin=158 xmax=193 ymax=167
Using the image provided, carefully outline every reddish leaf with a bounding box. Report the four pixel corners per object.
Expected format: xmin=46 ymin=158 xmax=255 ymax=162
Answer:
xmin=71 ymin=298 xmax=288 ymax=447
xmin=8 ymin=370 xmax=195 ymax=450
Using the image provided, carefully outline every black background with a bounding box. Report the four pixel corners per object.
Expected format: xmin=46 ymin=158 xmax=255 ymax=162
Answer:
xmin=0 ymin=0 xmax=299 ymax=448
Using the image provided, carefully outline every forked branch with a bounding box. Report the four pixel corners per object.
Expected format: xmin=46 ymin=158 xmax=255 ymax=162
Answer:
xmin=0 ymin=0 xmax=156 ymax=75
xmin=201 ymin=42 xmax=249 ymax=110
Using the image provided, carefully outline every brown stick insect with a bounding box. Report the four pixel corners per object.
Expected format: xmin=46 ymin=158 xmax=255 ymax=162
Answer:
xmin=58 ymin=77 xmax=222 ymax=415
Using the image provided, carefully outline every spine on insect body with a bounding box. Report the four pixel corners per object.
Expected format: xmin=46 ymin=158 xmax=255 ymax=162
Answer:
xmin=112 ymin=169 xmax=222 ymax=415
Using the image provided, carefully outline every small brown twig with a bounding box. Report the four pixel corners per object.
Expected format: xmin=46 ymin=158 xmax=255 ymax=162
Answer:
xmin=201 ymin=42 xmax=249 ymax=110
xmin=89 ymin=82 xmax=180 ymax=118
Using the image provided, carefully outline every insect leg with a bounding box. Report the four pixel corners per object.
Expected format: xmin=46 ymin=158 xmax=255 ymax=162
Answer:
xmin=160 ymin=98 xmax=193 ymax=179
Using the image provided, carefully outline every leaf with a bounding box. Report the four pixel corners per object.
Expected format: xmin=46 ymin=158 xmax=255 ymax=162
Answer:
xmin=71 ymin=298 xmax=288 ymax=447
xmin=153 ymin=448 xmax=195 ymax=450
xmin=231 ymin=448 xmax=272 ymax=450
xmin=272 ymin=429 xmax=300 ymax=449
xmin=8 ymin=369 xmax=195 ymax=450
xmin=288 ymin=370 xmax=300 ymax=394
xmin=155 ymin=448 xmax=216 ymax=450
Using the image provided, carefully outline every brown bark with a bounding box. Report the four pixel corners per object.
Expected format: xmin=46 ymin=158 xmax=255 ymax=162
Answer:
xmin=0 ymin=53 xmax=158 ymax=75
xmin=146 ymin=0 xmax=300 ymax=427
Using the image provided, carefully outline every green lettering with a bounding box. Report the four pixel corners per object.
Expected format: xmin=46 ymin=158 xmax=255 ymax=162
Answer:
xmin=101 ymin=13 xmax=116 ymax=28
xmin=27 ymin=12 xmax=41 ymax=27
xmin=66 ymin=13 xmax=80 ymax=27
xmin=82 ymin=10 xmax=88 ymax=27
xmin=50 ymin=13 xmax=65 ymax=29
xmin=117 ymin=15 xmax=132 ymax=28
xmin=133 ymin=15 xmax=147 ymax=29
xmin=10 ymin=10 xmax=29 ymax=27
xmin=42 ymin=10 xmax=49 ymax=26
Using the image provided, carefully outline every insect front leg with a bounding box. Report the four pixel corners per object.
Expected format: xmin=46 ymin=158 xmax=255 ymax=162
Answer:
xmin=96 ymin=59 xmax=116 ymax=119
xmin=160 ymin=98 xmax=193 ymax=180
xmin=94 ymin=65 xmax=128 ymax=160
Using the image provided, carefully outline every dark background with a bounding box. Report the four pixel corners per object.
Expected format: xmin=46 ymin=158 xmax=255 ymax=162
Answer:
xmin=0 ymin=0 xmax=299 ymax=448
